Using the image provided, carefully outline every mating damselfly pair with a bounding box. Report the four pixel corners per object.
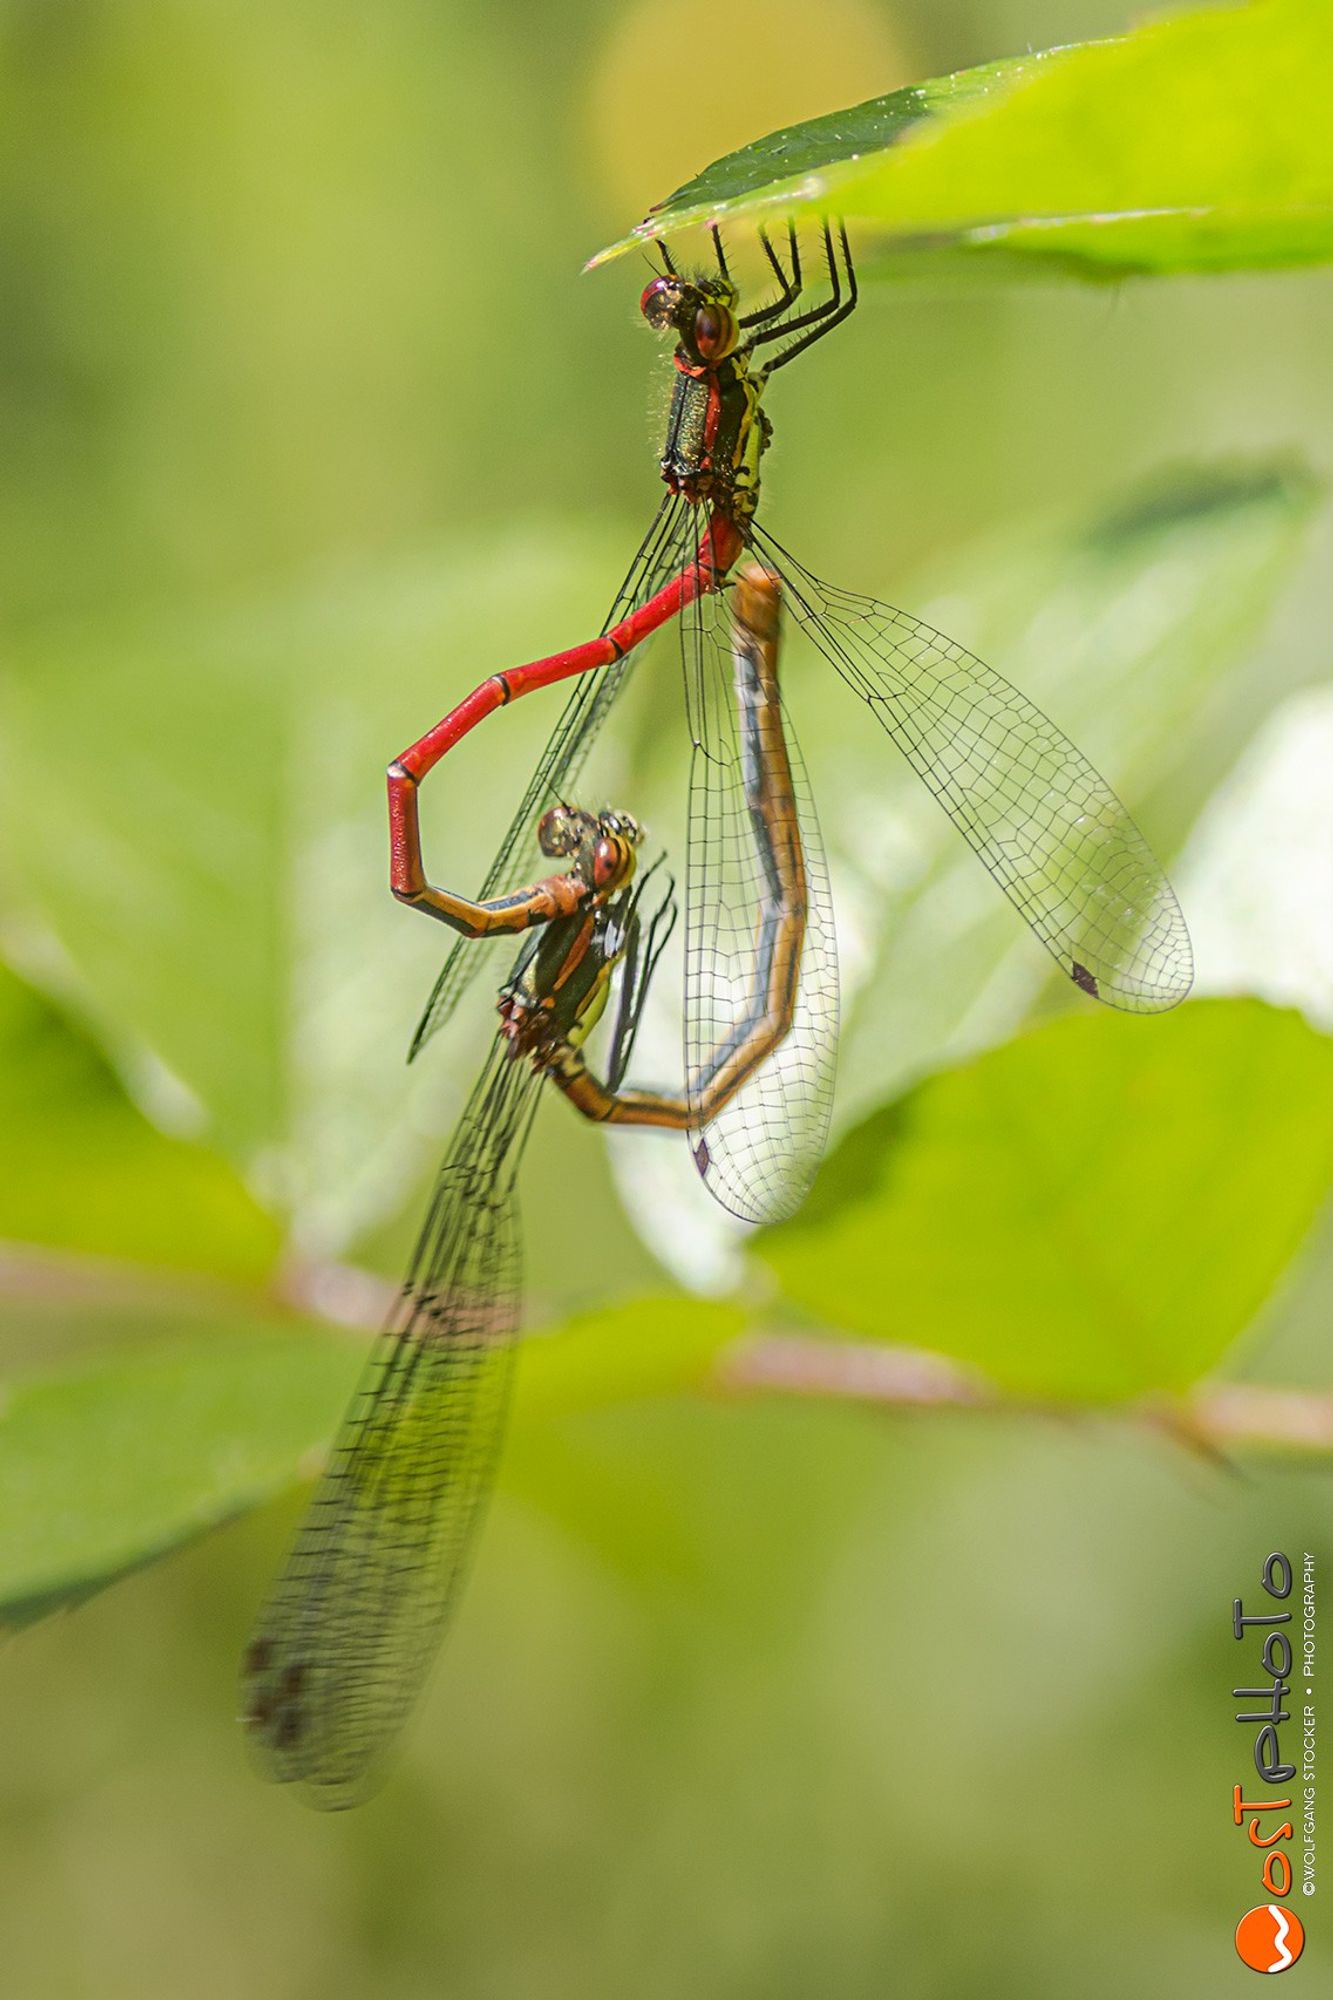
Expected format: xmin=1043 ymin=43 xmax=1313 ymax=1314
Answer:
xmin=243 ymin=221 xmax=1192 ymax=1806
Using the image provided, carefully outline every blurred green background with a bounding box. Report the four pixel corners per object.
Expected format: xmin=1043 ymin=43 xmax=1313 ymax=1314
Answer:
xmin=1 ymin=0 xmax=1331 ymax=1994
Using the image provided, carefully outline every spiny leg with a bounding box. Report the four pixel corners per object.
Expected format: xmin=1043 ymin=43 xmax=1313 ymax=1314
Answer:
xmin=737 ymin=222 xmax=803 ymax=330
xmin=748 ymin=219 xmax=842 ymax=347
xmin=750 ymin=221 xmax=858 ymax=369
xmin=709 ymin=222 xmax=731 ymax=284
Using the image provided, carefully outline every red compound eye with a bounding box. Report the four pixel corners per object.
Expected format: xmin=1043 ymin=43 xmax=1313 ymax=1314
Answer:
xmin=538 ymin=806 xmax=580 ymax=858
xmin=692 ymin=302 xmax=736 ymax=360
xmin=592 ymin=837 xmax=622 ymax=887
xmin=640 ymin=277 xmax=675 ymax=327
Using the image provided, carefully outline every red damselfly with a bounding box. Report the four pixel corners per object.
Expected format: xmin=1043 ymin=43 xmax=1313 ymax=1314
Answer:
xmin=390 ymin=222 xmax=1192 ymax=1227
xmin=244 ymin=568 xmax=812 ymax=1805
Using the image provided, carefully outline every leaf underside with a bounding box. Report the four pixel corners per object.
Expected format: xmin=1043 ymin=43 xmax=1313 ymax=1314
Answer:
xmin=589 ymin=1 xmax=1333 ymax=282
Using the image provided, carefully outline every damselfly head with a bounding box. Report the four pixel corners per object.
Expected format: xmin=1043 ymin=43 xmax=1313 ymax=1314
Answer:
xmin=640 ymin=273 xmax=739 ymax=366
xmin=537 ymin=803 xmax=598 ymax=859
xmin=589 ymin=811 xmax=642 ymax=893
xmin=539 ymin=805 xmax=640 ymax=890
xmin=599 ymin=809 xmax=643 ymax=846
xmin=639 ymin=273 xmax=688 ymax=329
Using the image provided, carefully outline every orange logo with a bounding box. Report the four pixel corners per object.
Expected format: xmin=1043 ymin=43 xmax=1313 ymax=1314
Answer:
xmin=1235 ymin=1903 xmax=1305 ymax=1974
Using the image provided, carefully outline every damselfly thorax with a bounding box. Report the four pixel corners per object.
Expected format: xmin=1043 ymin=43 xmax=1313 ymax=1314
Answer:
xmin=639 ymin=221 xmax=861 ymax=528
xmin=643 ymin=270 xmax=770 ymax=523
xmin=496 ymin=807 xmax=642 ymax=1068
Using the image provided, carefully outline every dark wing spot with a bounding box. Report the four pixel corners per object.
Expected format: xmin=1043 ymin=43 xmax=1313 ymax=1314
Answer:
xmin=247 ymin=1690 xmax=275 ymax=1731
xmin=243 ymin=1636 xmax=274 ymax=1677
xmin=1070 ymin=961 xmax=1100 ymax=998
xmin=275 ymin=1705 xmax=306 ymax=1751
xmin=693 ymin=1136 xmax=711 ymax=1174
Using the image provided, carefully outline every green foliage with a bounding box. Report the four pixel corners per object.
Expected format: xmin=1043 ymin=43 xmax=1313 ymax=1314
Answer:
xmin=0 ymin=526 xmax=625 ymax=1249
xmin=593 ymin=0 xmax=1333 ymax=280
xmin=0 ymin=1295 xmax=744 ymax=1626
xmin=4 ymin=988 xmax=1329 ymax=1623
xmin=614 ymin=51 xmax=1056 ymax=225
xmin=0 ymin=1318 xmax=359 ymax=1628
xmin=0 ymin=965 xmax=277 ymax=1274
xmin=762 ymin=1000 xmax=1333 ymax=1400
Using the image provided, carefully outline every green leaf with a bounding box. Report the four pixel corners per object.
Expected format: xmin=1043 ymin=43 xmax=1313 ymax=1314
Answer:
xmin=0 ymin=965 xmax=278 ymax=1276
xmin=614 ymin=52 xmax=1058 ymax=231
xmin=0 ymin=1296 xmax=741 ymax=1626
xmin=0 ymin=523 xmax=633 ymax=1254
xmin=591 ymin=0 xmax=1333 ymax=280
xmin=758 ymin=999 xmax=1333 ymax=1401
xmin=0 ymin=1320 xmax=360 ymax=1627
xmin=515 ymin=1297 xmax=744 ymax=1418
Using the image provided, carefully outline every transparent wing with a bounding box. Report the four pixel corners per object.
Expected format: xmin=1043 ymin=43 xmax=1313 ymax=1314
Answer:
xmin=409 ymin=494 xmax=698 ymax=1059
xmin=749 ymin=524 xmax=1193 ymax=1013
xmin=241 ymin=1041 xmax=543 ymax=1808
xmin=680 ymin=575 xmax=838 ymax=1226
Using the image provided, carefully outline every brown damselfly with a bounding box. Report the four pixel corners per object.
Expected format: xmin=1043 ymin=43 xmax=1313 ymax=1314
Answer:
xmin=243 ymin=568 xmax=816 ymax=1806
